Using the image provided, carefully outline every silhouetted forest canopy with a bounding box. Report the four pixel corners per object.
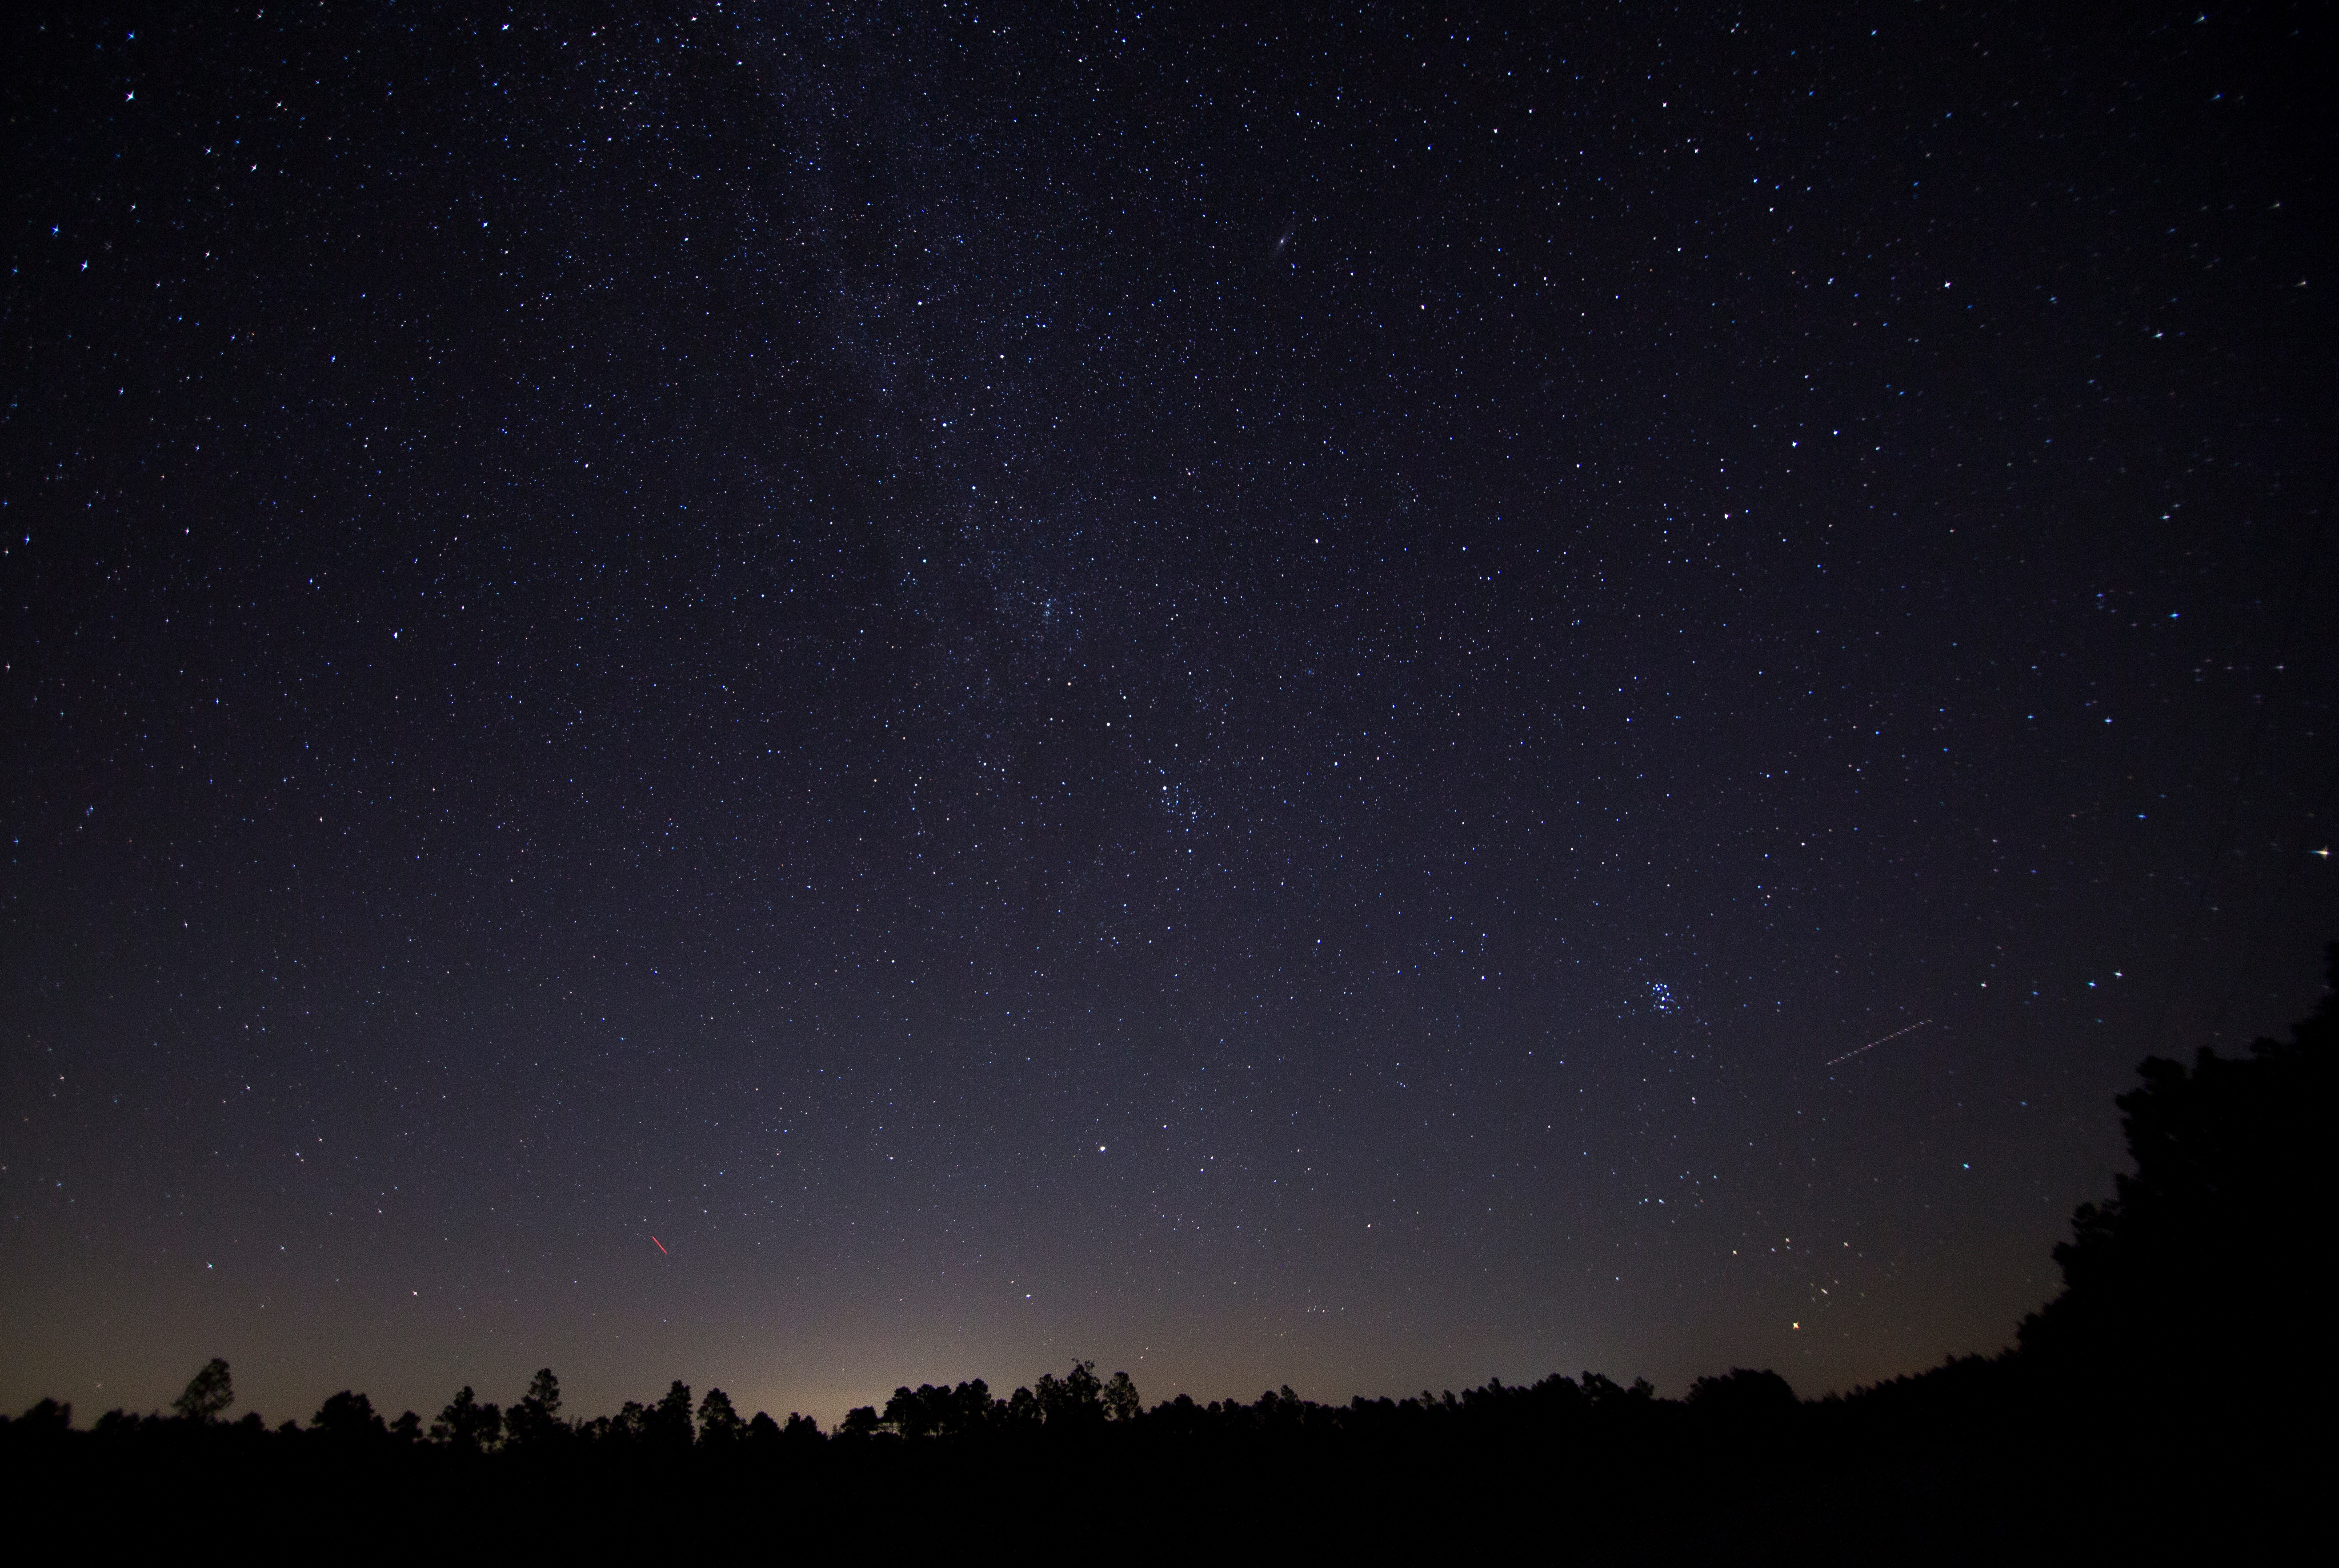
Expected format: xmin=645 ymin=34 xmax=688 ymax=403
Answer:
xmin=10 ymin=953 xmax=2326 ymax=1559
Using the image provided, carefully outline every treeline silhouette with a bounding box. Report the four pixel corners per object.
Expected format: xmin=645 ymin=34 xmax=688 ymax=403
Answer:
xmin=9 ymin=951 xmax=2325 ymax=1560
xmin=4 ymin=1355 xmax=1706 ymax=1464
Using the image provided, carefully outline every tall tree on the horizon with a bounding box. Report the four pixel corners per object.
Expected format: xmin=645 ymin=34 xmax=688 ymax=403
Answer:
xmin=2020 ymin=944 xmax=2331 ymax=1390
xmin=697 ymin=1388 xmax=743 ymax=1447
xmin=430 ymin=1386 xmax=502 ymax=1453
xmin=172 ymin=1360 xmax=233 ymax=1424
xmin=645 ymin=1383 xmax=695 ymax=1452
xmin=505 ymin=1369 xmax=566 ymax=1450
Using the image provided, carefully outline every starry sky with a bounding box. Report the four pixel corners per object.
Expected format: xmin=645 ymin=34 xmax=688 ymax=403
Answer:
xmin=4 ymin=3 xmax=2331 ymax=1428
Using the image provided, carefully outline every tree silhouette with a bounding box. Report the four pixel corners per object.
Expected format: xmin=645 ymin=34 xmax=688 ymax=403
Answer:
xmin=1103 ymin=1371 xmax=1141 ymax=1424
xmin=17 ymin=1398 xmax=71 ymax=1434
xmin=882 ymin=1384 xmax=938 ymax=1439
xmin=430 ymin=1386 xmax=502 ymax=1452
xmin=1580 ymin=1371 xmax=1657 ymax=1410
xmin=645 ymin=1382 xmax=694 ymax=1451
xmin=505 ymin=1368 xmax=567 ymax=1450
xmin=1005 ymin=1384 xmax=1041 ymax=1430
xmin=604 ymin=1399 xmax=649 ymax=1445
xmin=1035 ymin=1360 xmax=1104 ymax=1430
xmin=957 ymin=1380 xmax=1002 ymax=1438
xmin=312 ymin=1390 xmax=387 ymax=1443
xmin=2020 ymin=943 xmax=2331 ymax=1386
xmin=697 ymin=1388 xmax=743 ymax=1446
xmin=172 ymin=1358 xmax=233 ymax=1424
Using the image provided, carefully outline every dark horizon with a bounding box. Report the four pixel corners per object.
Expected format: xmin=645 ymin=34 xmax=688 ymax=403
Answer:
xmin=4 ymin=3 xmax=2331 ymax=1431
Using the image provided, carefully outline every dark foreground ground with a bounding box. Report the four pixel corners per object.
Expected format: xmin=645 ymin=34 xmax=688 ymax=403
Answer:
xmin=7 ymin=1369 xmax=2302 ymax=1563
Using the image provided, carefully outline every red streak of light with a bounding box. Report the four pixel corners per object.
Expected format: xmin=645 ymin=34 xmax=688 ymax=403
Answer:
xmin=652 ymin=1236 xmax=669 ymax=1254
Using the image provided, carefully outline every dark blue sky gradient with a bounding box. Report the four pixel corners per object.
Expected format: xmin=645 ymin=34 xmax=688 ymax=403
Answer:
xmin=4 ymin=2 xmax=2331 ymax=1427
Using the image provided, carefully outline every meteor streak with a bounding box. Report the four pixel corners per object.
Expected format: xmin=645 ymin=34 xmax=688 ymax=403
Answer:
xmin=1826 ymin=1019 xmax=1932 ymax=1067
xmin=652 ymin=1236 xmax=669 ymax=1255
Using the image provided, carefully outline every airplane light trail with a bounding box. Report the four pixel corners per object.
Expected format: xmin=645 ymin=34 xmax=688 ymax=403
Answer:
xmin=1826 ymin=1019 xmax=1933 ymax=1067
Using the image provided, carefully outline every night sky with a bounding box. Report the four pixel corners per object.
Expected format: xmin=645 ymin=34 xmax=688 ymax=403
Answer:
xmin=5 ymin=3 xmax=2331 ymax=1429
